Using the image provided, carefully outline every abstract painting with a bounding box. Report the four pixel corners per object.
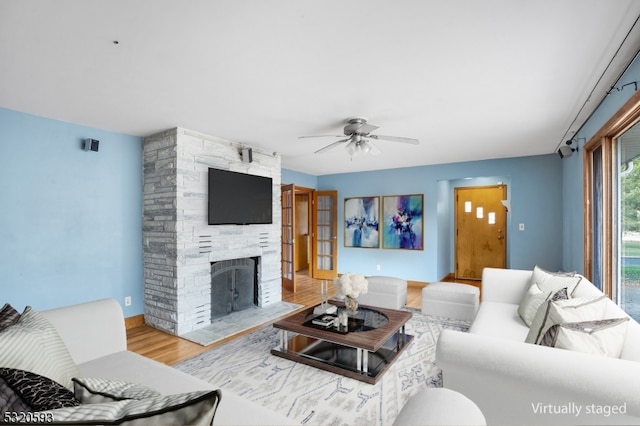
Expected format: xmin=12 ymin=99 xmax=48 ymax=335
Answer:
xmin=382 ymin=194 xmax=423 ymax=250
xmin=344 ymin=196 xmax=380 ymax=248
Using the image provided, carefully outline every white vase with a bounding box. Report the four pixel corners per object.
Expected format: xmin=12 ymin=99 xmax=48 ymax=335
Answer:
xmin=345 ymin=296 xmax=358 ymax=314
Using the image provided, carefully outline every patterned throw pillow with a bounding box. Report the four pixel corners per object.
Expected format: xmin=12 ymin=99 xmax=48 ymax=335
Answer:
xmin=0 ymin=368 xmax=80 ymax=412
xmin=46 ymin=389 xmax=222 ymax=426
xmin=0 ymin=307 xmax=80 ymax=390
xmin=526 ymin=295 xmax=609 ymax=344
xmin=539 ymin=317 xmax=629 ymax=358
xmin=0 ymin=303 xmax=20 ymax=331
xmin=524 ymin=287 xmax=569 ymax=343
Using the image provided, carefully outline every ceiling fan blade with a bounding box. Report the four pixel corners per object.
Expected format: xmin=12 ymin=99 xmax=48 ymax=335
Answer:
xmin=369 ymin=134 xmax=420 ymax=144
xmin=298 ymin=135 xmax=343 ymax=139
xmin=357 ymin=123 xmax=380 ymax=134
xmin=315 ymin=138 xmax=350 ymax=154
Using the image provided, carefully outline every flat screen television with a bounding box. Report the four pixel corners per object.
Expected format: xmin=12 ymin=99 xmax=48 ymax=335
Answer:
xmin=208 ymin=168 xmax=273 ymax=225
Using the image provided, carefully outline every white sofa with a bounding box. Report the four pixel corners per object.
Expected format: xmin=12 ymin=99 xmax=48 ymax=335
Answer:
xmin=436 ymin=267 xmax=640 ymax=425
xmin=42 ymin=298 xmax=296 ymax=426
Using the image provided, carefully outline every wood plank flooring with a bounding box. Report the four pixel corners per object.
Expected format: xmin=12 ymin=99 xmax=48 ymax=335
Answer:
xmin=127 ymin=274 xmax=479 ymax=366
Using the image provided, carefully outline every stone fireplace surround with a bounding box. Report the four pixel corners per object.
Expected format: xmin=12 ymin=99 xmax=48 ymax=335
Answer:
xmin=143 ymin=128 xmax=282 ymax=336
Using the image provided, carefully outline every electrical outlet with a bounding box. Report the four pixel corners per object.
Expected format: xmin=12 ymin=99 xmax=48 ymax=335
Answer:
xmin=376 ymin=264 xmax=381 ymax=271
xmin=124 ymin=296 xmax=132 ymax=307
xmin=519 ymin=223 xmax=525 ymax=231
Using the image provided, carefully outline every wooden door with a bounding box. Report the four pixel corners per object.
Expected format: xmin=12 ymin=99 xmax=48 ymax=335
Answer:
xmin=455 ymin=185 xmax=507 ymax=279
xmin=312 ymin=190 xmax=338 ymax=279
xmin=281 ymin=184 xmax=296 ymax=292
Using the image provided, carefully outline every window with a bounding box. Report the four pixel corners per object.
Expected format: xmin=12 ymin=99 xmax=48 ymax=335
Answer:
xmin=585 ymin=90 xmax=640 ymax=322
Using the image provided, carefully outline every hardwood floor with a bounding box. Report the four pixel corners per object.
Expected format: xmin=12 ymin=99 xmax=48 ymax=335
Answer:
xmin=127 ymin=273 xmax=479 ymax=366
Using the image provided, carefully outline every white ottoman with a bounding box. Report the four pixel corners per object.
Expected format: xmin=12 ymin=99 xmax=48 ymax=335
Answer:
xmin=393 ymin=388 xmax=486 ymax=426
xmin=421 ymin=282 xmax=479 ymax=321
xmin=357 ymin=276 xmax=407 ymax=310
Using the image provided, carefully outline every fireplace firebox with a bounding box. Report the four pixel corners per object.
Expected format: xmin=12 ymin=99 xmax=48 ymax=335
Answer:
xmin=210 ymin=257 xmax=258 ymax=319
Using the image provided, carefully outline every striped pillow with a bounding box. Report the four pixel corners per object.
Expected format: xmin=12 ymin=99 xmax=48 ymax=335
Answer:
xmin=0 ymin=307 xmax=79 ymax=390
xmin=46 ymin=389 xmax=222 ymax=425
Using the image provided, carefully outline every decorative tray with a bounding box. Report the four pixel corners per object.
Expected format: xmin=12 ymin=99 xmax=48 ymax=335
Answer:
xmin=302 ymin=314 xmax=363 ymax=334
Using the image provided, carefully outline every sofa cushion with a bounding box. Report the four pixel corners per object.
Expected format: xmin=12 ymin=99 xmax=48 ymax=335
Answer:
xmin=539 ymin=317 xmax=629 ymax=358
xmin=46 ymin=389 xmax=221 ymax=426
xmin=73 ymin=377 xmax=162 ymax=403
xmin=0 ymin=307 xmax=79 ymax=390
xmin=0 ymin=368 xmax=81 ymax=413
xmin=469 ymin=302 xmax=530 ymax=341
xmin=0 ymin=303 xmax=20 ymax=331
xmin=526 ymin=296 xmax=608 ymax=344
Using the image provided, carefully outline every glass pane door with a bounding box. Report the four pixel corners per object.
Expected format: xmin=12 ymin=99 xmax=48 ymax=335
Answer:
xmin=312 ymin=190 xmax=338 ymax=279
xmin=616 ymin=122 xmax=640 ymax=322
xmin=281 ymin=184 xmax=295 ymax=292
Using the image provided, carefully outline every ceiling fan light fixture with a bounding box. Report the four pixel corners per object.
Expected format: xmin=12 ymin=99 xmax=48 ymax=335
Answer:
xmin=345 ymin=140 xmax=358 ymax=156
xmin=300 ymin=116 xmax=420 ymax=157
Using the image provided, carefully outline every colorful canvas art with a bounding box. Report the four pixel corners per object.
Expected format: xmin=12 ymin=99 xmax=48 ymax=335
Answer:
xmin=382 ymin=194 xmax=423 ymax=250
xmin=344 ymin=196 xmax=380 ymax=248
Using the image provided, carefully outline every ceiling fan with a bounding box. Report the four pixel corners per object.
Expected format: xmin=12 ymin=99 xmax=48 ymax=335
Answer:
xmin=299 ymin=117 xmax=420 ymax=156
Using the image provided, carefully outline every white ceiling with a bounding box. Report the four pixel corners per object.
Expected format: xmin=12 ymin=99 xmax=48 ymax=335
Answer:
xmin=2 ymin=1 xmax=640 ymax=176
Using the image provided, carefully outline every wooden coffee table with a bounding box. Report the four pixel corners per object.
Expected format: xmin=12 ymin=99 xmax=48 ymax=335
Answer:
xmin=270 ymin=303 xmax=413 ymax=384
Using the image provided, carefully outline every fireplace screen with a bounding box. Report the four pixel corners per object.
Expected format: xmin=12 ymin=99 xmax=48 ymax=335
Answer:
xmin=210 ymin=257 xmax=257 ymax=319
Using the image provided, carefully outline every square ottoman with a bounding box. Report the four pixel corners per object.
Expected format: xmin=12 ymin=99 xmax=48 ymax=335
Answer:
xmin=357 ymin=276 xmax=408 ymax=310
xmin=422 ymin=282 xmax=479 ymax=321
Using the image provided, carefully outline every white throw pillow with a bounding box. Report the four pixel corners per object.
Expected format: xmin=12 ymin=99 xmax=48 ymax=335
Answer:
xmin=518 ymin=283 xmax=550 ymax=326
xmin=539 ymin=318 xmax=629 ymax=358
xmin=529 ymin=265 xmax=581 ymax=296
xmin=525 ymin=295 xmax=607 ymax=344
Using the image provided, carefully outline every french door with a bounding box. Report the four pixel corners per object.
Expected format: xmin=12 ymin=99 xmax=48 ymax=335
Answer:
xmin=281 ymin=187 xmax=338 ymax=290
xmin=281 ymin=184 xmax=296 ymax=292
xmin=311 ymin=190 xmax=338 ymax=280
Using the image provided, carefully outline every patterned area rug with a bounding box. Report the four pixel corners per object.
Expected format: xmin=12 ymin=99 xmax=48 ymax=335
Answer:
xmin=174 ymin=308 xmax=469 ymax=425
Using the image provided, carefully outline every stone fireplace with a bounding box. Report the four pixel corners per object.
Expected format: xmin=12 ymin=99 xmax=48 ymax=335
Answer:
xmin=142 ymin=127 xmax=282 ymax=336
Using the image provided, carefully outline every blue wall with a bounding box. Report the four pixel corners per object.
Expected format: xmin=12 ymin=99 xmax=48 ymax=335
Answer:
xmin=281 ymin=168 xmax=318 ymax=188
xmin=0 ymin=99 xmax=599 ymax=314
xmin=0 ymin=108 xmax=143 ymax=316
xmin=562 ymin=53 xmax=640 ymax=274
xmin=287 ymin=154 xmax=565 ymax=283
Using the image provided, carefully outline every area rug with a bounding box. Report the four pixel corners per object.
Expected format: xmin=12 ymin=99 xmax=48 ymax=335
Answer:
xmin=174 ymin=308 xmax=469 ymax=425
xmin=179 ymin=301 xmax=304 ymax=346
